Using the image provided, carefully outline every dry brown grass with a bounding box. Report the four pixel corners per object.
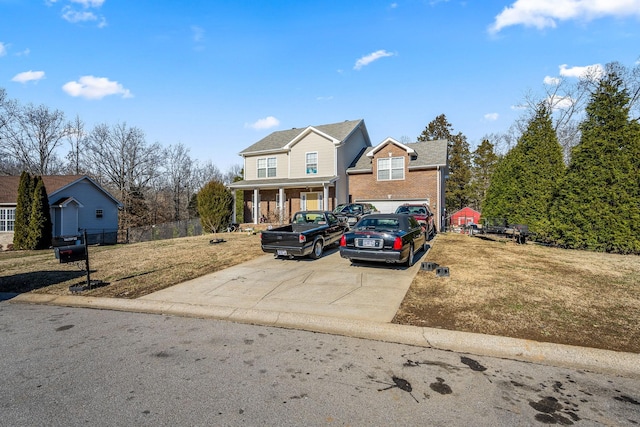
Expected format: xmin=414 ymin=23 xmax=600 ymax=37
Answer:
xmin=2 ymin=231 xmax=638 ymax=353
xmin=0 ymin=232 xmax=264 ymax=298
xmin=393 ymin=233 xmax=640 ymax=353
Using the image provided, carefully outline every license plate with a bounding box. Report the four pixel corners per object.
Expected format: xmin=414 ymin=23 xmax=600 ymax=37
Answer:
xmin=357 ymin=238 xmax=381 ymax=248
xmin=277 ymin=249 xmax=288 ymax=256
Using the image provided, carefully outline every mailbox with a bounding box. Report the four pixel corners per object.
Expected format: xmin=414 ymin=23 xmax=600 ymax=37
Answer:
xmin=55 ymin=244 xmax=86 ymax=263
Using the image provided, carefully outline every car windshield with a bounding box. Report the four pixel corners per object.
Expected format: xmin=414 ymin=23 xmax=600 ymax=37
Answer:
xmin=396 ymin=206 xmax=426 ymax=215
xmin=356 ymin=218 xmax=400 ymax=231
xmin=333 ymin=205 xmax=347 ymax=213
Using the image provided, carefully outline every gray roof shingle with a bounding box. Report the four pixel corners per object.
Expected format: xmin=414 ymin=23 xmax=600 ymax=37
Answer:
xmin=347 ymin=139 xmax=448 ymax=173
xmin=239 ymin=119 xmax=365 ymax=154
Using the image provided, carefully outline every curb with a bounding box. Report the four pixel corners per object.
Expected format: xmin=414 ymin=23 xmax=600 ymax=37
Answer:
xmin=8 ymin=293 xmax=640 ymax=380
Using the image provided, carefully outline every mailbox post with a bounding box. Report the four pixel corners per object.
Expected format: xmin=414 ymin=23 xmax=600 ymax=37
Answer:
xmin=54 ymin=230 xmax=94 ymax=291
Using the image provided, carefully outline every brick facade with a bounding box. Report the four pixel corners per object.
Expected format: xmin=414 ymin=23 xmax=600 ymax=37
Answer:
xmin=348 ymin=145 xmax=440 ymax=215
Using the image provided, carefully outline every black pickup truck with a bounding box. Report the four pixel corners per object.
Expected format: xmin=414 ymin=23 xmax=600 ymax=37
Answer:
xmin=260 ymin=211 xmax=348 ymax=259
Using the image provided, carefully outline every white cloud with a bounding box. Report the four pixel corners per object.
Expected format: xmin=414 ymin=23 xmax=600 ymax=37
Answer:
xmin=0 ymin=42 xmax=7 ymax=57
xmin=62 ymin=75 xmax=132 ymax=100
xmin=246 ymin=116 xmax=280 ymax=130
xmin=559 ymin=63 xmax=604 ymax=79
xmin=390 ymin=3 xmax=398 ymax=8
xmin=489 ymin=0 xmax=640 ymax=33
xmin=353 ymin=50 xmax=395 ymax=70
xmin=70 ymin=0 xmax=105 ymax=6
xmin=192 ymin=25 xmax=205 ymax=43
xmin=316 ymin=96 xmax=334 ymax=101
xmin=62 ymin=7 xmax=97 ymax=23
xmin=484 ymin=113 xmax=499 ymax=121
xmin=543 ymin=76 xmax=561 ymax=85
xmin=12 ymin=70 xmax=45 ymax=83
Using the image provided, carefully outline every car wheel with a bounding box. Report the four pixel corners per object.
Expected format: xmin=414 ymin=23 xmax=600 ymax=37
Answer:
xmin=310 ymin=239 xmax=323 ymax=259
xmin=406 ymin=244 xmax=415 ymax=267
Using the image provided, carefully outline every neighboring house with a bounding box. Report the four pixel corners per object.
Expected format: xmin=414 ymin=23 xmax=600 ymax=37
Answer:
xmin=346 ymin=138 xmax=449 ymax=231
xmin=450 ymin=206 xmax=481 ymax=227
xmin=229 ymin=119 xmax=372 ymax=223
xmin=0 ymin=175 xmax=122 ymax=249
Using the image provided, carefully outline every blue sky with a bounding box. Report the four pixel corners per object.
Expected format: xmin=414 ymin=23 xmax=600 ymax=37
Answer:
xmin=1 ymin=0 xmax=639 ymax=171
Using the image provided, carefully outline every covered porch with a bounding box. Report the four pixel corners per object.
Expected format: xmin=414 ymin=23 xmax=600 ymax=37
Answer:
xmin=228 ymin=176 xmax=339 ymax=225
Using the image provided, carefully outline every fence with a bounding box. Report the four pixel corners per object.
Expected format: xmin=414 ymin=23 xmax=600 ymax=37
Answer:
xmin=122 ymin=219 xmax=204 ymax=244
xmin=52 ymin=229 xmax=118 ymax=247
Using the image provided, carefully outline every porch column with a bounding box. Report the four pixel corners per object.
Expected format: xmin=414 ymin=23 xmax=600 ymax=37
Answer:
xmin=253 ymin=188 xmax=260 ymax=224
xmin=231 ymin=190 xmax=237 ymax=223
xmin=323 ymin=184 xmax=329 ymax=211
xmin=278 ymin=187 xmax=285 ymax=224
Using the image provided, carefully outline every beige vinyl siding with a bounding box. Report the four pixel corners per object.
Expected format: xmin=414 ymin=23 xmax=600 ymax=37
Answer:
xmin=289 ymin=133 xmax=335 ymax=179
xmin=243 ymin=152 xmax=288 ymax=180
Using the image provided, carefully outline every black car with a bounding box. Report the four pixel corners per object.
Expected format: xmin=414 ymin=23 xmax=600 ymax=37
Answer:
xmin=339 ymin=213 xmax=428 ymax=266
xmin=333 ymin=203 xmax=377 ymax=227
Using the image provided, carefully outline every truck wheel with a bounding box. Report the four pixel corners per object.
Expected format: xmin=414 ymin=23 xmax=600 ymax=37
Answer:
xmin=310 ymin=239 xmax=323 ymax=259
xmin=406 ymin=244 xmax=415 ymax=267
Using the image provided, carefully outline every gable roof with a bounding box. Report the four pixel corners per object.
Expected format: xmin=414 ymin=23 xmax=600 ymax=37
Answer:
xmin=0 ymin=175 xmax=83 ymax=205
xmin=239 ymin=119 xmax=369 ymax=155
xmin=347 ymin=139 xmax=449 ymax=173
xmin=0 ymin=175 xmax=121 ymax=207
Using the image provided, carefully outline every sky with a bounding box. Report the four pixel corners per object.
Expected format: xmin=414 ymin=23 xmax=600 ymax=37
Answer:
xmin=1 ymin=0 xmax=640 ymax=172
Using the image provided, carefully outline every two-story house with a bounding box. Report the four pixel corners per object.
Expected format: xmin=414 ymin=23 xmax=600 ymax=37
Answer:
xmin=229 ymin=119 xmax=372 ymax=223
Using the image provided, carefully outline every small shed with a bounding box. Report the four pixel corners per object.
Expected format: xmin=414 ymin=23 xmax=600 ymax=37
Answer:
xmin=450 ymin=207 xmax=481 ymax=227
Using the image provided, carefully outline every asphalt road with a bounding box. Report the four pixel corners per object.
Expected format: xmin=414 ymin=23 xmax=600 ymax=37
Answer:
xmin=1 ymin=302 xmax=639 ymax=426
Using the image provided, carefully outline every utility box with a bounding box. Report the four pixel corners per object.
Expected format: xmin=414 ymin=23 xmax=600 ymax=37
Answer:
xmin=55 ymin=244 xmax=86 ymax=263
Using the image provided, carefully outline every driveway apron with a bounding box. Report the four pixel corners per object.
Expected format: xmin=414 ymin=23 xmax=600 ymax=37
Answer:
xmin=139 ymin=248 xmax=422 ymax=323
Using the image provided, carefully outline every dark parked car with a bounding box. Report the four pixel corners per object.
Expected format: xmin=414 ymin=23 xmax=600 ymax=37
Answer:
xmin=339 ymin=213 xmax=428 ymax=266
xmin=333 ymin=203 xmax=377 ymax=227
xmin=394 ymin=203 xmax=435 ymax=239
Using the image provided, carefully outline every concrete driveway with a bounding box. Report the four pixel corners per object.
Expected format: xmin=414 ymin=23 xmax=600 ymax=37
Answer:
xmin=139 ymin=246 xmax=427 ymax=323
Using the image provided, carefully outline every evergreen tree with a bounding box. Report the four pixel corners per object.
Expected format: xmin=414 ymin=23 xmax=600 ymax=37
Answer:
xmin=483 ymin=104 xmax=564 ymax=238
xmin=197 ymin=180 xmax=234 ymax=235
xmin=417 ymin=114 xmax=473 ymax=215
xmin=26 ymin=176 xmax=53 ymax=250
xmin=446 ymin=132 xmax=472 ymax=213
xmin=470 ymin=139 xmax=499 ymax=211
xmin=13 ymin=171 xmax=34 ymax=250
xmin=549 ymin=64 xmax=640 ymax=253
xmin=417 ymin=114 xmax=453 ymax=142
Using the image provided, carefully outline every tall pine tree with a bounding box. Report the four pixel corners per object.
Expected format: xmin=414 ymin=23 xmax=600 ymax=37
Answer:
xmin=26 ymin=176 xmax=53 ymax=250
xmin=483 ymin=104 xmax=564 ymax=238
xmin=12 ymin=171 xmax=34 ymax=250
xmin=470 ymin=138 xmax=499 ymax=211
xmin=417 ymin=114 xmax=472 ymax=216
xmin=549 ymin=64 xmax=640 ymax=253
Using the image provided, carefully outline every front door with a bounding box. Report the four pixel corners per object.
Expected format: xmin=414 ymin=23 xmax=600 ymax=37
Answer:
xmin=302 ymin=192 xmax=322 ymax=210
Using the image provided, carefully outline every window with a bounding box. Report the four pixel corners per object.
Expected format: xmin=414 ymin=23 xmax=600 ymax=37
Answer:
xmin=96 ymin=209 xmax=103 ymax=219
xmin=306 ymin=152 xmax=318 ymax=175
xmin=377 ymin=156 xmax=404 ymax=180
xmin=0 ymin=207 xmax=16 ymax=232
xmin=257 ymin=157 xmax=277 ymax=178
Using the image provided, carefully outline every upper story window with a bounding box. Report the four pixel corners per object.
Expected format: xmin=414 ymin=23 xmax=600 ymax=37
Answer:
xmin=377 ymin=156 xmax=405 ymax=181
xmin=306 ymin=152 xmax=318 ymax=175
xmin=257 ymin=157 xmax=277 ymax=178
xmin=96 ymin=209 xmax=103 ymax=219
xmin=0 ymin=207 xmax=16 ymax=232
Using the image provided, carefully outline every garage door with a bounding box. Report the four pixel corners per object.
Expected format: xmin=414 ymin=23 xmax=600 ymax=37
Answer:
xmin=358 ymin=200 xmax=430 ymax=214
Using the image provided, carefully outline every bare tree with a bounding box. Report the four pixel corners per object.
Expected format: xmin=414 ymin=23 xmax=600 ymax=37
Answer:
xmin=85 ymin=122 xmax=162 ymax=228
xmin=64 ymin=115 xmax=88 ymax=175
xmin=0 ymin=101 xmax=67 ymax=175
xmin=163 ymin=143 xmax=193 ymax=221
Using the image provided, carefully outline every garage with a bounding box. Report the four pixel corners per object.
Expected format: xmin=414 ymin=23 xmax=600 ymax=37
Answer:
xmin=357 ymin=199 xmax=430 ymax=214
